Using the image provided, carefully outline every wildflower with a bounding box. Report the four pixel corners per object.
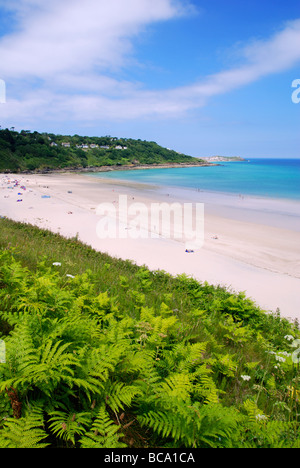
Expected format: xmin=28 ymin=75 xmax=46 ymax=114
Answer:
xmin=66 ymin=274 xmax=75 ymax=279
xmin=52 ymin=262 xmax=61 ymax=266
xmin=241 ymin=375 xmax=251 ymax=381
xmin=284 ymin=335 xmax=294 ymax=341
xmin=256 ymin=414 xmax=267 ymax=421
xmin=275 ymin=355 xmax=286 ymax=362
xmin=291 ymin=339 xmax=300 ymax=348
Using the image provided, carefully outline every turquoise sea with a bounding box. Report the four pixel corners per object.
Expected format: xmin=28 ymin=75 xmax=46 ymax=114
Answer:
xmin=90 ymin=159 xmax=300 ymax=201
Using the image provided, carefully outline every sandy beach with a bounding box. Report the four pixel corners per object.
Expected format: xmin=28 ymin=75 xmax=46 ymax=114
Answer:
xmin=1 ymin=171 xmax=299 ymax=321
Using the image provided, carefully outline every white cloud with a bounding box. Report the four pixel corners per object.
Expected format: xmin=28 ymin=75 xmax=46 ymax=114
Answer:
xmin=0 ymin=0 xmax=185 ymax=78
xmin=0 ymin=1 xmax=300 ymax=126
xmin=178 ymin=19 xmax=300 ymax=100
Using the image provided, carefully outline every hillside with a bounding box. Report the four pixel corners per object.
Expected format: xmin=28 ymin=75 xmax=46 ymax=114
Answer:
xmin=0 ymin=128 xmax=205 ymax=172
xmin=0 ymin=218 xmax=299 ymax=448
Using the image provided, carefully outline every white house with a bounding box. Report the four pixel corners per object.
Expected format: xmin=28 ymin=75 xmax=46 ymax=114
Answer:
xmin=115 ymin=145 xmax=128 ymax=150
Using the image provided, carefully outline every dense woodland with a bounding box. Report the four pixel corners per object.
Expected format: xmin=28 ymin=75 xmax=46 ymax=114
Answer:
xmin=0 ymin=128 xmax=204 ymax=172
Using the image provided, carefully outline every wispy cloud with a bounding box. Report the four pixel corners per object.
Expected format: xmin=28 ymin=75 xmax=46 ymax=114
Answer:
xmin=1 ymin=0 xmax=300 ymax=127
xmin=0 ymin=0 xmax=187 ymax=78
xmin=169 ymin=19 xmax=300 ymax=103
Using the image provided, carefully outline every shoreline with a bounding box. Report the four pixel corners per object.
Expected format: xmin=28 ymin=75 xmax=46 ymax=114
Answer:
xmin=0 ymin=161 xmax=218 ymax=176
xmin=90 ymin=173 xmax=300 ymax=227
xmin=1 ymin=171 xmax=299 ymax=321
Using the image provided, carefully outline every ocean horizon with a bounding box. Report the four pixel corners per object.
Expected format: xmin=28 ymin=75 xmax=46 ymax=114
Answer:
xmin=89 ymin=158 xmax=300 ymax=202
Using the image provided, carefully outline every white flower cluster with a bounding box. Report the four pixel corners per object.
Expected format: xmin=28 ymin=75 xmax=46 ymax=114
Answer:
xmin=52 ymin=262 xmax=75 ymax=279
xmin=241 ymin=375 xmax=251 ymax=381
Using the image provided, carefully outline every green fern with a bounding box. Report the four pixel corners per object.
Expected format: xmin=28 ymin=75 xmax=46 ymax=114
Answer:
xmin=138 ymin=402 xmax=241 ymax=448
xmin=79 ymin=405 xmax=126 ymax=448
xmin=240 ymin=414 xmax=300 ymax=448
xmin=0 ymin=403 xmax=49 ymax=448
xmin=158 ymin=373 xmax=192 ymax=403
xmin=1 ymin=243 xmax=300 ymax=448
xmin=243 ymin=399 xmax=268 ymax=423
xmin=104 ymin=380 xmax=142 ymax=413
xmin=48 ymin=410 xmax=91 ymax=445
xmin=1 ymin=337 xmax=80 ymax=395
xmin=219 ymin=315 xmax=253 ymax=345
xmin=213 ymin=353 xmax=238 ymax=378
xmin=193 ymin=364 xmax=219 ymax=403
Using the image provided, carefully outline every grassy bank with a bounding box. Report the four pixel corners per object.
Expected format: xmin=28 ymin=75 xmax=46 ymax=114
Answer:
xmin=0 ymin=218 xmax=299 ymax=448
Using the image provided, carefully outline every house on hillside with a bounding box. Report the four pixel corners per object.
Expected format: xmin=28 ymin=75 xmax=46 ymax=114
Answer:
xmin=61 ymin=142 xmax=70 ymax=147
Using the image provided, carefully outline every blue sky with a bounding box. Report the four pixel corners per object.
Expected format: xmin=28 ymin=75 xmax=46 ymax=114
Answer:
xmin=0 ymin=0 xmax=299 ymax=158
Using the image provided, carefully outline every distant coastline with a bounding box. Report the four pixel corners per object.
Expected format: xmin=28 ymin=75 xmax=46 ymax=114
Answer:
xmin=202 ymin=156 xmax=246 ymax=162
xmin=15 ymin=161 xmax=219 ymax=175
xmin=0 ymin=128 xmax=212 ymax=173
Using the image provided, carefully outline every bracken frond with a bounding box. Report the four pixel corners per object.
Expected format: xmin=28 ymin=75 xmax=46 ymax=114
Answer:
xmin=0 ymin=403 xmax=49 ymax=448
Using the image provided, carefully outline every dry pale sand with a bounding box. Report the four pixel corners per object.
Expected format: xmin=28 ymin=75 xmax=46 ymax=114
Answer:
xmin=1 ymin=171 xmax=299 ymax=321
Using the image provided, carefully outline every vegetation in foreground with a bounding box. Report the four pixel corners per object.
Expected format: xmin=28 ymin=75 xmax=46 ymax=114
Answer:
xmin=0 ymin=218 xmax=299 ymax=448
